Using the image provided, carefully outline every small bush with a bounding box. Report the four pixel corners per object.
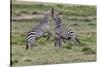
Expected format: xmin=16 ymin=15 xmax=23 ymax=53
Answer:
xmin=32 ymin=11 xmax=38 ymax=14
xmin=84 ymin=18 xmax=91 ymax=22
xmin=11 ymin=60 xmax=18 ymax=65
xmin=21 ymin=11 xmax=29 ymax=14
xmin=71 ymin=23 xmax=79 ymax=26
xmin=82 ymin=36 xmax=95 ymax=43
xmin=88 ymin=23 xmax=95 ymax=26
xmin=24 ymin=59 xmax=32 ymax=62
xmin=82 ymin=47 xmax=95 ymax=54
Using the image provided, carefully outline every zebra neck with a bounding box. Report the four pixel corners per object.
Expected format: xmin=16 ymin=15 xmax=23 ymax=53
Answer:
xmin=55 ymin=24 xmax=62 ymax=29
xmin=43 ymin=14 xmax=49 ymax=21
xmin=40 ymin=18 xmax=48 ymax=24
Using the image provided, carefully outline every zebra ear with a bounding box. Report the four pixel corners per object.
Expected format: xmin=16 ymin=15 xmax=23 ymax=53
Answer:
xmin=51 ymin=8 xmax=54 ymax=18
xmin=51 ymin=8 xmax=58 ymax=19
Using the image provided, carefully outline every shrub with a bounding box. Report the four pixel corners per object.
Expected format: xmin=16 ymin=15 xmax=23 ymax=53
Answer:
xmin=11 ymin=59 xmax=18 ymax=65
xmin=24 ymin=59 xmax=32 ymax=62
xmin=84 ymin=18 xmax=91 ymax=22
xmin=32 ymin=11 xmax=38 ymax=14
xmin=88 ymin=23 xmax=95 ymax=26
xmin=21 ymin=11 xmax=29 ymax=14
xmin=82 ymin=47 xmax=96 ymax=54
xmin=71 ymin=23 xmax=79 ymax=26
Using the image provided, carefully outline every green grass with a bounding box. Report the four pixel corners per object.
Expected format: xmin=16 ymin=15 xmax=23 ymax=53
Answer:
xmin=11 ymin=1 xmax=96 ymax=67
xmin=11 ymin=45 xmax=96 ymax=66
xmin=82 ymin=47 xmax=96 ymax=54
xmin=12 ymin=1 xmax=96 ymax=17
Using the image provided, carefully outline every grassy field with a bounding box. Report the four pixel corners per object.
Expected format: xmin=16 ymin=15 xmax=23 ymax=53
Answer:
xmin=11 ymin=1 xmax=96 ymax=67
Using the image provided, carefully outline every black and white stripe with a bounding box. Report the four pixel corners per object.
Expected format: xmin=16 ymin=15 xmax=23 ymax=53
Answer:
xmin=52 ymin=11 xmax=80 ymax=47
xmin=26 ymin=10 xmax=51 ymax=50
xmin=65 ymin=28 xmax=80 ymax=45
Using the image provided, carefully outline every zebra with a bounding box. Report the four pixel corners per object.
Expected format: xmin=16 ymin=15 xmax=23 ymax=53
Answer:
xmin=26 ymin=9 xmax=52 ymax=50
xmin=51 ymin=8 xmax=80 ymax=47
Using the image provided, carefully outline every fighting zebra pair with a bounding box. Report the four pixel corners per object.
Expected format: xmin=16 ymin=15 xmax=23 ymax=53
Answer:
xmin=26 ymin=8 xmax=80 ymax=50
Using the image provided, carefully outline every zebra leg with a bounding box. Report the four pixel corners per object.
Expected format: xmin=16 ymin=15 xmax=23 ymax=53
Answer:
xmin=46 ymin=31 xmax=52 ymax=40
xmin=71 ymin=37 xmax=80 ymax=46
xmin=26 ymin=37 xmax=36 ymax=50
xmin=55 ymin=35 xmax=59 ymax=47
xmin=42 ymin=31 xmax=51 ymax=40
xmin=55 ymin=35 xmax=62 ymax=47
xmin=42 ymin=34 xmax=47 ymax=38
xmin=62 ymin=37 xmax=66 ymax=43
xmin=26 ymin=42 xmax=28 ymax=50
xmin=75 ymin=38 xmax=80 ymax=45
xmin=55 ymin=36 xmax=58 ymax=47
xmin=67 ymin=39 xmax=73 ymax=46
xmin=59 ymin=37 xmax=62 ymax=47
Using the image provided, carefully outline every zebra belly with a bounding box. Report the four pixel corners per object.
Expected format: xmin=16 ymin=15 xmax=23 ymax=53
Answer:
xmin=41 ymin=25 xmax=49 ymax=32
xmin=36 ymin=30 xmax=44 ymax=37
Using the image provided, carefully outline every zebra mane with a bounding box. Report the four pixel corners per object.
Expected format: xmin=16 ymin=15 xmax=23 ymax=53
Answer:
xmin=54 ymin=15 xmax=62 ymax=26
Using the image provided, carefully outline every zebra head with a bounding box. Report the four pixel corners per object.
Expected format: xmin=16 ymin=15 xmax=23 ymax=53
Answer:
xmin=41 ymin=9 xmax=53 ymax=24
xmin=53 ymin=14 xmax=62 ymax=28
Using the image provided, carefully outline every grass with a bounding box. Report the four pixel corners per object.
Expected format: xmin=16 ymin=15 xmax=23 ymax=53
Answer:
xmin=12 ymin=1 xmax=96 ymax=17
xmin=11 ymin=1 xmax=96 ymax=67
xmin=63 ymin=45 xmax=72 ymax=49
xmin=11 ymin=45 xmax=96 ymax=66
